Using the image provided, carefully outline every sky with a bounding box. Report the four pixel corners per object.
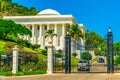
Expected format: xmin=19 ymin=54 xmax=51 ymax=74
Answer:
xmin=12 ymin=0 xmax=120 ymax=42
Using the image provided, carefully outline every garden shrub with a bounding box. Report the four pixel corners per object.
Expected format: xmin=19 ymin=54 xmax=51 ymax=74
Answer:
xmin=30 ymin=44 xmax=40 ymax=50
xmin=5 ymin=35 xmax=17 ymax=42
xmin=0 ymin=72 xmax=12 ymax=76
xmin=54 ymin=52 xmax=63 ymax=58
xmin=0 ymin=64 xmax=12 ymax=72
xmin=72 ymin=52 xmax=78 ymax=57
xmin=115 ymin=56 xmax=120 ymax=65
xmin=40 ymin=49 xmax=47 ymax=56
xmin=81 ymin=52 xmax=92 ymax=60
xmin=4 ymin=41 xmax=16 ymax=50
xmin=17 ymin=39 xmax=31 ymax=48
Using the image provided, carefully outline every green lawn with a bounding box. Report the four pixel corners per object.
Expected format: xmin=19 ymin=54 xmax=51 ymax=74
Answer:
xmin=0 ymin=40 xmax=5 ymax=55
xmin=0 ymin=40 xmax=47 ymax=60
xmin=71 ymin=57 xmax=80 ymax=66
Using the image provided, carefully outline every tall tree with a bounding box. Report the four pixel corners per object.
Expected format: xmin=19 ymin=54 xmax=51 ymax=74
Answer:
xmin=0 ymin=19 xmax=32 ymax=40
xmin=44 ymin=29 xmax=57 ymax=44
xmin=67 ymin=24 xmax=84 ymax=50
xmin=85 ymin=30 xmax=106 ymax=56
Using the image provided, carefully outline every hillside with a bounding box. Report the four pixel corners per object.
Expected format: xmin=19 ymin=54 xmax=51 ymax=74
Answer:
xmin=0 ymin=0 xmax=38 ymax=17
xmin=0 ymin=40 xmax=47 ymax=60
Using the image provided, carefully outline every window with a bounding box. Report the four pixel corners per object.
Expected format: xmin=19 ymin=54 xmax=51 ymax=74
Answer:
xmin=30 ymin=26 xmax=32 ymax=30
xmin=37 ymin=26 xmax=40 ymax=30
xmin=44 ymin=25 xmax=47 ymax=30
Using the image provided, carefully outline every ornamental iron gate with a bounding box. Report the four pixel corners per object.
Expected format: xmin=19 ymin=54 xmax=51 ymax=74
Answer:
xmin=0 ymin=54 xmax=12 ymax=72
xmin=113 ymin=49 xmax=120 ymax=73
xmin=53 ymin=28 xmax=120 ymax=74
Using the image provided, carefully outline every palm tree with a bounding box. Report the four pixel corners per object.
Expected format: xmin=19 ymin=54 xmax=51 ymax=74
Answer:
xmin=67 ymin=24 xmax=84 ymax=51
xmin=45 ymin=29 xmax=57 ymax=45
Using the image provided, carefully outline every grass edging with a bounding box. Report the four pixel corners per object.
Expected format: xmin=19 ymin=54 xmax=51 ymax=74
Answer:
xmin=0 ymin=71 xmax=46 ymax=76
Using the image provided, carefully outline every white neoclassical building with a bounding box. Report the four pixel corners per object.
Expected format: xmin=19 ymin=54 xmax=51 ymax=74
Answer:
xmin=3 ymin=9 xmax=86 ymax=57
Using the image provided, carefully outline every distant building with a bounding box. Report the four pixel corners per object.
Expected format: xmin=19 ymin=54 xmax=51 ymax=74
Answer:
xmin=3 ymin=9 xmax=86 ymax=58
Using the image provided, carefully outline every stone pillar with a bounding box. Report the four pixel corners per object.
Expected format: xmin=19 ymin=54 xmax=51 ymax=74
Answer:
xmin=54 ymin=24 xmax=58 ymax=46
xmin=61 ymin=24 xmax=65 ymax=46
xmin=47 ymin=43 xmax=53 ymax=74
xmin=12 ymin=46 xmax=18 ymax=74
xmin=40 ymin=24 xmax=42 ymax=37
xmin=32 ymin=24 xmax=37 ymax=44
xmin=39 ymin=24 xmax=42 ymax=45
xmin=47 ymin=24 xmax=50 ymax=30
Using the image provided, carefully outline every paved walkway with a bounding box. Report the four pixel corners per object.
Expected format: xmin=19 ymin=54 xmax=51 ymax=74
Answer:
xmin=0 ymin=73 xmax=120 ymax=80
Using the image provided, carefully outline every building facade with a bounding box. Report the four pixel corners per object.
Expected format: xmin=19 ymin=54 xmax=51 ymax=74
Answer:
xmin=3 ymin=9 xmax=86 ymax=57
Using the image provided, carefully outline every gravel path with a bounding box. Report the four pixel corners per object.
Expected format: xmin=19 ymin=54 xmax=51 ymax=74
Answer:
xmin=0 ymin=73 xmax=120 ymax=80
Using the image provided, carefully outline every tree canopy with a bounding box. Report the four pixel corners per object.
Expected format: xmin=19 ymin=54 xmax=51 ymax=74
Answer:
xmin=85 ymin=30 xmax=106 ymax=56
xmin=0 ymin=19 xmax=32 ymax=40
xmin=0 ymin=0 xmax=38 ymax=16
xmin=45 ymin=29 xmax=57 ymax=43
xmin=67 ymin=24 xmax=83 ymax=41
xmin=81 ymin=52 xmax=92 ymax=60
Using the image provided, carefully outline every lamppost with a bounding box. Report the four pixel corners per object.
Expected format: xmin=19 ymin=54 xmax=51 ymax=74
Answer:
xmin=107 ymin=28 xmax=114 ymax=74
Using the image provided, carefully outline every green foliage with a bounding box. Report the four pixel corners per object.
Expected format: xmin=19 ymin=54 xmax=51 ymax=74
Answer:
xmin=0 ymin=19 xmax=32 ymax=40
xmin=71 ymin=57 xmax=80 ymax=66
xmin=0 ymin=71 xmax=46 ymax=76
xmin=81 ymin=52 xmax=92 ymax=60
xmin=0 ymin=72 xmax=12 ymax=76
xmin=17 ymin=39 xmax=31 ymax=48
xmin=5 ymin=34 xmax=17 ymax=42
xmin=0 ymin=64 xmax=12 ymax=72
xmin=45 ymin=29 xmax=57 ymax=44
xmin=54 ymin=52 xmax=63 ymax=58
xmin=54 ymin=49 xmax=64 ymax=58
xmin=30 ymin=44 xmax=40 ymax=50
xmin=4 ymin=0 xmax=12 ymax=2
xmin=57 ymin=49 xmax=63 ymax=54
xmin=94 ymin=48 xmax=102 ymax=56
xmin=4 ymin=41 xmax=16 ymax=51
xmin=37 ymin=52 xmax=47 ymax=60
xmin=67 ymin=24 xmax=84 ymax=50
xmin=0 ymin=0 xmax=38 ymax=16
xmin=115 ymin=56 xmax=120 ymax=65
xmin=67 ymin=24 xmax=83 ymax=41
xmin=72 ymin=52 xmax=78 ymax=57
xmin=85 ymin=31 xmax=106 ymax=49
xmin=40 ymin=49 xmax=47 ymax=56
xmin=85 ymin=31 xmax=106 ymax=56
xmin=0 ymin=40 xmax=5 ymax=54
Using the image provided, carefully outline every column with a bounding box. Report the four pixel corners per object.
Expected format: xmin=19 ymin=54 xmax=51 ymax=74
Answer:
xmin=12 ymin=46 xmax=18 ymax=74
xmin=45 ymin=24 xmax=49 ymax=46
xmin=39 ymin=24 xmax=43 ymax=46
xmin=47 ymin=24 xmax=50 ymax=30
xmin=54 ymin=24 xmax=58 ymax=46
xmin=25 ymin=25 xmax=30 ymax=41
xmin=32 ymin=24 xmax=36 ymax=44
xmin=40 ymin=24 xmax=42 ymax=37
xmin=47 ymin=43 xmax=53 ymax=74
xmin=61 ymin=24 xmax=65 ymax=48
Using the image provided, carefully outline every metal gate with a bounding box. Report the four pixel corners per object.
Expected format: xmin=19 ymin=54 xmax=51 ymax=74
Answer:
xmin=113 ymin=49 xmax=120 ymax=73
xmin=0 ymin=54 xmax=12 ymax=72
xmin=53 ymin=28 xmax=119 ymax=74
xmin=53 ymin=49 xmax=65 ymax=73
xmin=70 ymin=56 xmax=107 ymax=73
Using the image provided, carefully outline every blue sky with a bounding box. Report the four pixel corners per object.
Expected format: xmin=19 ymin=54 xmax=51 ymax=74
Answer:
xmin=12 ymin=0 xmax=120 ymax=42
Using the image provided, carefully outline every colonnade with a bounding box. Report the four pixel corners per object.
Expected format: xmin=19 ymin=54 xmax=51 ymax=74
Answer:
xmin=22 ymin=23 xmax=70 ymax=50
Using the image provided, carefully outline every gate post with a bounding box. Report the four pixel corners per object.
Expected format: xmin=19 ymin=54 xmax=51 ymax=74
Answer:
xmin=65 ymin=35 xmax=71 ymax=74
xmin=107 ymin=28 xmax=114 ymax=74
xmin=12 ymin=46 xmax=19 ymax=73
xmin=47 ymin=42 xmax=54 ymax=74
